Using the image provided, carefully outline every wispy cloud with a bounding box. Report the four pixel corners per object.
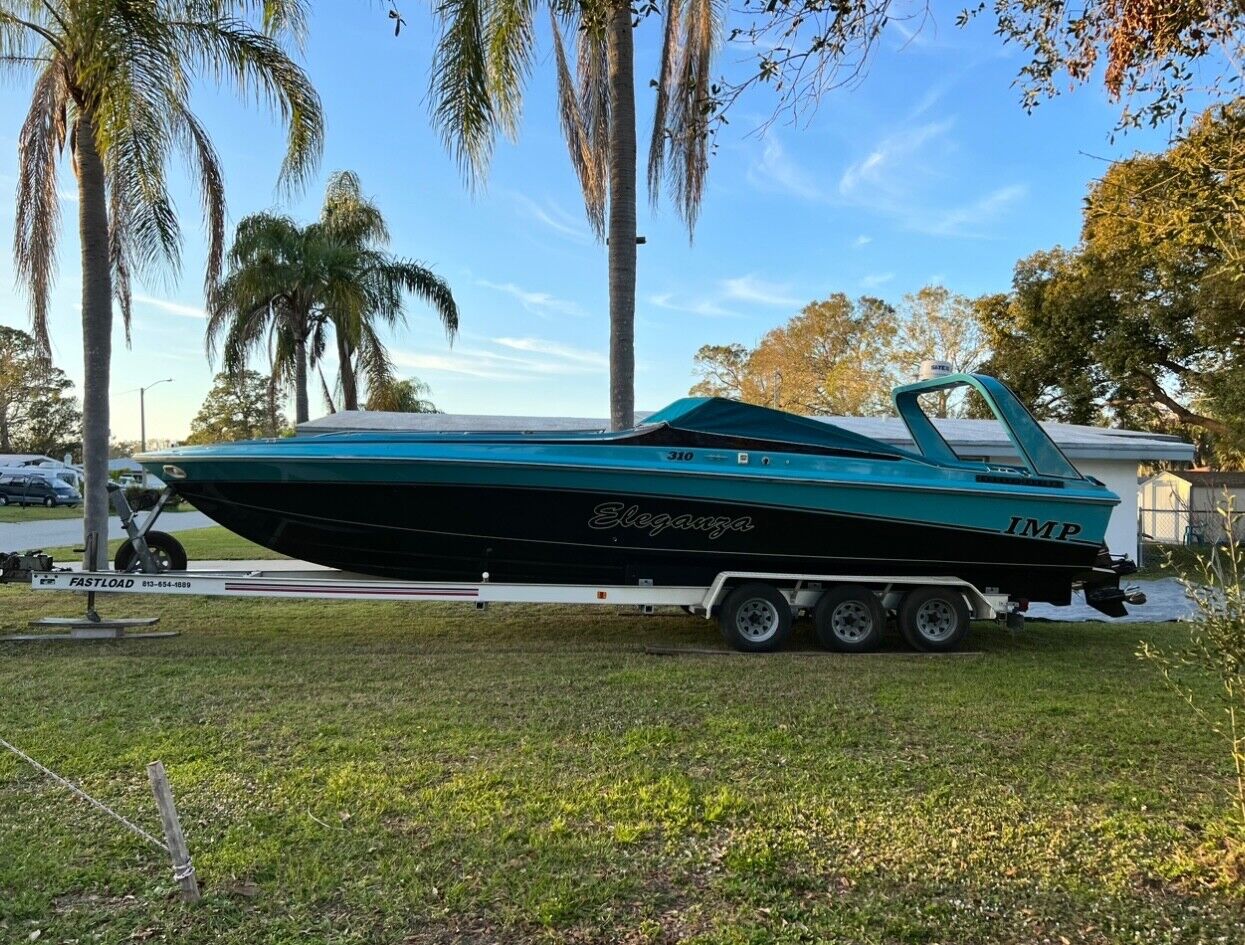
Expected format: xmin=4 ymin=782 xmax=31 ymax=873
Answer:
xmin=746 ymin=135 xmax=827 ymax=202
xmin=650 ymin=275 xmax=806 ymax=319
xmin=860 ymin=272 xmax=895 ymax=289
xmin=853 ymin=234 xmax=873 ymax=248
xmin=132 ymin=293 xmax=205 ymax=319
xmin=478 ymin=279 xmax=588 ymax=319
xmin=722 ymin=275 xmax=802 ymax=308
xmin=925 ymin=185 xmax=1029 ymax=237
xmin=492 ymin=336 xmax=606 ymax=367
xmin=393 ymin=336 xmax=606 ymax=382
xmin=838 ymin=119 xmax=955 ymax=201
xmin=508 ymin=192 xmax=593 ymax=244
xmin=648 ymin=293 xmax=739 ymax=318
xmin=834 ymin=119 xmax=1027 ymax=238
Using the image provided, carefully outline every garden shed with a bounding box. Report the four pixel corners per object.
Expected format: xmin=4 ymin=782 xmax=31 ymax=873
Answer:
xmin=1139 ymin=471 xmax=1245 ymax=545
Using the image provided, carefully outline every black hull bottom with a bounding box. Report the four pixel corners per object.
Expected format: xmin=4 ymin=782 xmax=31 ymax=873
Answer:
xmin=175 ymin=482 xmax=1100 ymax=605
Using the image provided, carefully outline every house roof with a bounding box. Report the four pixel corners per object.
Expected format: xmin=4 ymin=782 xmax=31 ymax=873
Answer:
xmin=299 ymin=409 xmax=1195 ymax=463
xmin=1166 ymin=470 xmax=1245 ymax=488
xmin=0 ymin=453 xmax=59 ymax=466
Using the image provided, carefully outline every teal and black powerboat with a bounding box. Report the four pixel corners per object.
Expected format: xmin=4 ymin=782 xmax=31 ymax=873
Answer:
xmin=139 ymin=373 xmax=1139 ymax=615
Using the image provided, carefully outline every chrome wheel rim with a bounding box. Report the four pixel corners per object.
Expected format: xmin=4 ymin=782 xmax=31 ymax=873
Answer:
xmin=915 ymin=599 xmax=957 ymax=642
xmin=830 ymin=600 xmax=873 ymax=642
xmin=735 ymin=598 xmax=780 ymax=643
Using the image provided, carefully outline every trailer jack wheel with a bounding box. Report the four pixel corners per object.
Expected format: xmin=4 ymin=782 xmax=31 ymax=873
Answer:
xmin=114 ymin=531 xmax=188 ymax=573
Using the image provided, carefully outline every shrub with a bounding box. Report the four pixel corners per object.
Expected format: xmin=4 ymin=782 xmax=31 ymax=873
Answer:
xmin=1139 ymin=497 xmax=1245 ymax=831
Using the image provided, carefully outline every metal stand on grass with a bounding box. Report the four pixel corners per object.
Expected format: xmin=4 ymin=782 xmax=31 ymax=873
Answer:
xmin=2 ymin=487 xmax=174 ymax=642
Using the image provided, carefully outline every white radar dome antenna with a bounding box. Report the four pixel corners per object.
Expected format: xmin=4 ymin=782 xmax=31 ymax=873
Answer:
xmin=918 ymin=359 xmax=953 ymax=381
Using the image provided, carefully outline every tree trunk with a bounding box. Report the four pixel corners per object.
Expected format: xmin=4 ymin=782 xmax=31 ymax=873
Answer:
xmin=293 ymin=334 xmax=310 ymax=424
xmin=606 ymin=2 xmax=637 ymax=431
xmin=337 ymin=332 xmax=358 ymax=411
xmin=75 ymin=115 xmax=113 ymax=571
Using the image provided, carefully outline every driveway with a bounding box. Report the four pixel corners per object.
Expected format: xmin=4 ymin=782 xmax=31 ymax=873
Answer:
xmin=1026 ymin=576 xmax=1191 ymax=623
xmin=1 ymin=509 xmax=215 ymax=552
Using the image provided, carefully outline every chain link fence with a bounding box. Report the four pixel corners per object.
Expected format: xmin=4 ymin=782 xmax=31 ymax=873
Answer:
xmin=1139 ymin=507 xmax=1245 ymax=546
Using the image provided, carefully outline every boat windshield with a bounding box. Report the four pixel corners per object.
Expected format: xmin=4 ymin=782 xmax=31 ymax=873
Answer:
xmin=892 ymin=373 xmax=1084 ymax=480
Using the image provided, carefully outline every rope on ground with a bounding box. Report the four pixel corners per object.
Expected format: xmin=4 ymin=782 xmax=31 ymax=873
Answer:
xmin=0 ymin=736 xmax=169 ymax=854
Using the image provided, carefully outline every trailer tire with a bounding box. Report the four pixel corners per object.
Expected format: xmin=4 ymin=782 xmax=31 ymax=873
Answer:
xmin=718 ymin=582 xmax=792 ymax=653
xmin=899 ymin=587 xmax=970 ymax=652
xmin=814 ymin=585 xmax=885 ymax=652
xmin=114 ymin=531 xmax=188 ymax=573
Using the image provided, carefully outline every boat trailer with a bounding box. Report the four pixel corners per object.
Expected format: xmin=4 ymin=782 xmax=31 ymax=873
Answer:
xmin=3 ymin=484 xmax=1049 ymax=651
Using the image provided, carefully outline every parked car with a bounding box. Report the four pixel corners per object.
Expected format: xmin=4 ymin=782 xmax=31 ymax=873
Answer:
xmin=0 ymin=474 xmax=80 ymax=508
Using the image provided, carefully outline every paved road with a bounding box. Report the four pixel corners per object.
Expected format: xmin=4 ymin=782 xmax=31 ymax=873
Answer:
xmin=1 ymin=510 xmax=215 ymax=553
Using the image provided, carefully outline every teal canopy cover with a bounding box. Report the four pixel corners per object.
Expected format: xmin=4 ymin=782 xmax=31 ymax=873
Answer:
xmin=641 ymin=397 xmax=915 ymax=459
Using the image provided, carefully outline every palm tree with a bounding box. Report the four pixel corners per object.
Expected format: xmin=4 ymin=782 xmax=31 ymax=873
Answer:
xmin=208 ymin=172 xmax=458 ymax=421
xmin=430 ymin=0 xmax=723 ymax=429
xmin=2 ymin=0 xmax=323 ymax=568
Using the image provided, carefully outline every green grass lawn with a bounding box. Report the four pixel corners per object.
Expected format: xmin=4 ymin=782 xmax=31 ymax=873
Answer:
xmin=0 ymin=505 xmax=84 ymax=523
xmin=40 ymin=526 xmax=286 ymax=563
xmin=0 ymin=589 xmax=1241 ymax=944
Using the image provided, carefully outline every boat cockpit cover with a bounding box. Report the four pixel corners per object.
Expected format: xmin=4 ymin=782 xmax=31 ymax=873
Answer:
xmin=641 ymin=397 xmax=915 ymax=458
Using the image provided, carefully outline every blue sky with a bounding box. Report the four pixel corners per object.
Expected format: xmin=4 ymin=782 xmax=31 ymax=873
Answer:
xmin=0 ymin=4 xmax=1180 ymax=441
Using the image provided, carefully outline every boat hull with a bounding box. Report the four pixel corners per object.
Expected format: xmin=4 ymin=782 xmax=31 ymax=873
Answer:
xmin=170 ymin=477 xmax=1102 ymax=604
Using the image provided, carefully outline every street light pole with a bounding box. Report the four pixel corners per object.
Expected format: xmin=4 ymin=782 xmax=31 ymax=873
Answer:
xmin=139 ymin=378 xmax=174 ymax=453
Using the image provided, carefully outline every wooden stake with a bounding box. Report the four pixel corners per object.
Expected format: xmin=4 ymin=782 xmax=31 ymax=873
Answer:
xmin=147 ymin=761 xmax=201 ymax=903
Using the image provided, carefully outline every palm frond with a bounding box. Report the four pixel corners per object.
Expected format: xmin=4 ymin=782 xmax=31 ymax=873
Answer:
xmin=380 ymin=258 xmax=459 ymax=340
xmin=317 ymin=365 xmax=336 ymax=413
xmin=549 ymin=9 xmax=605 ymax=238
xmin=321 ymin=169 xmax=388 ymax=248
xmin=173 ymin=103 xmax=226 ymax=292
xmin=355 ymin=321 xmax=397 ymax=397
xmin=430 ymin=0 xmax=496 ymax=182
xmin=647 ymin=0 xmax=683 ymax=208
xmin=484 ymin=0 xmax=536 ymax=140
xmin=650 ymin=0 xmax=724 ymax=235
xmin=14 ymin=62 xmax=68 ymax=354
xmin=173 ymin=15 xmax=323 ymax=190
xmin=109 ymin=177 xmax=134 ymax=345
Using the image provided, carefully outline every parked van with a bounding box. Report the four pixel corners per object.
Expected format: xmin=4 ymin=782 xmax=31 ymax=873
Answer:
xmin=0 ymin=473 xmax=80 ymax=508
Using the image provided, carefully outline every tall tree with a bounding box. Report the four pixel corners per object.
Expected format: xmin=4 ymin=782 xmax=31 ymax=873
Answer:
xmin=209 ymin=173 xmax=458 ymax=421
xmin=893 ymin=285 xmax=988 ymax=417
xmin=0 ymin=325 xmax=80 ymax=456
xmin=366 ymin=376 xmax=438 ymax=413
xmin=186 ymin=370 xmax=284 ymax=444
xmin=978 ymin=109 xmax=1245 ymax=460
xmin=727 ymin=2 xmax=1243 ymax=130
xmin=429 ymin=0 xmax=725 ymax=429
xmin=2 ymin=0 xmax=323 ymax=567
xmin=690 ymin=294 xmax=898 ymax=415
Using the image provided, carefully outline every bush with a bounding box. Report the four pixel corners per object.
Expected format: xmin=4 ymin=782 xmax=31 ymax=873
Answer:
xmin=1139 ymin=498 xmax=1245 ymax=834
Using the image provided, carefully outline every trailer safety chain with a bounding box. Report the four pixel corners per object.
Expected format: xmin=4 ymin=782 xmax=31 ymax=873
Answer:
xmin=0 ymin=735 xmax=170 ymax=854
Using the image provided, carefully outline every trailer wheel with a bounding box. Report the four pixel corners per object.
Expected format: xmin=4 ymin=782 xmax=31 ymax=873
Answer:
xmin=0 ymin=495 xmax=7 ymax=506
xmin=814 ymin=585 xmax=885 ymax=652
xmin=899 ymin=587 xmax=970 ymax=652
xmin=114 ymin=531 xmax=188 ymax=573
xmin=718 ymin=582 xmax=792 ymax=653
